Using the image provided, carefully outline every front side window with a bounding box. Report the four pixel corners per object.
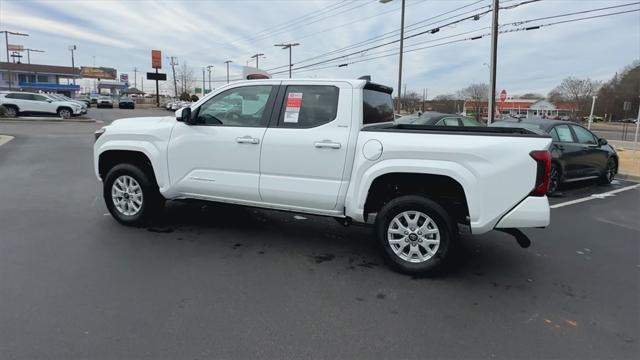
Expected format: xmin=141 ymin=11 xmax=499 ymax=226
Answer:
xmin=278 ymin=85 xmax=339 ymax=128
xmin=32 ymin=94 xmax=49 ymax=102
xmin=554 ymin=125 xmax=575 ymax=142
xmin=196 ymin=85 xmax=273 ymax=127
xmin=549 ymin=127 xmax=560 ymax=142
xmin=571 ymin=125 xmax=597 ymax=145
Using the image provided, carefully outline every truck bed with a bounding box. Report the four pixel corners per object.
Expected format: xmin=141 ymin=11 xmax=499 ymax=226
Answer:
xmin=362 ymin=123 xmax=549 ymax=138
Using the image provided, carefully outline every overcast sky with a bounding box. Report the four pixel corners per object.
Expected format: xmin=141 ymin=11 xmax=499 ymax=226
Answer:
xmin=1 ymin=0 xmax=639 ymax=97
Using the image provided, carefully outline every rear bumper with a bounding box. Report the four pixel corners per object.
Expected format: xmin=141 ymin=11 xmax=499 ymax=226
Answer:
xmin=495 ymin=196 xmax=550 ymax=229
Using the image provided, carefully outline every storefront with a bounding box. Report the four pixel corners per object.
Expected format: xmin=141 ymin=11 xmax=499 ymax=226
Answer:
xmin=0 ymin=62 xmax=81 ymax=96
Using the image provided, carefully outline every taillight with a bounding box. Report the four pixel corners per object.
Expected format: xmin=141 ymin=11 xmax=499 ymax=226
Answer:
xmin=530 ymin=150 xmax=551 ymax=196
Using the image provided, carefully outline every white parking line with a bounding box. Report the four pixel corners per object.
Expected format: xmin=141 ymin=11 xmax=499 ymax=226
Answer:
xmin=550 ymin=184 xmax=640 ymax=209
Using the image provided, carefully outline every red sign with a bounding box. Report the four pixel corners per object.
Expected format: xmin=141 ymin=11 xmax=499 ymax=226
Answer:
xmin=500 ymin=89 xmax=507 ymax=102
xmin=286 ymin=94 xmax=302 ymax=108
xmin=151 ymin=50 xmax=162 ymax=69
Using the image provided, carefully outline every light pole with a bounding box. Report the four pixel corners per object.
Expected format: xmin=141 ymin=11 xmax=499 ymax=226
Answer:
xmin=206 ymin=65 xmax=214 ymax=92
xmin=274 ymin=43 xmax=300 ymax=78
xmin=250 ymin=53 xmax=265 ymax=68
xmin=202 ymin=67 xmax=206 ymax=97
xmin=24 ymin=48 xmax=44 ymax=64
xmin=380 ymin=0 xmax=405 ymax=113
xmin=69 ymin=45 xmax=77 ymax=85
xmin=224 ymin=60 xmax=232 ymax=84
xmin=487 ymin=0 xmax=499 ymax=124
xmin=588 ymin=95 xmax=597 ymax=130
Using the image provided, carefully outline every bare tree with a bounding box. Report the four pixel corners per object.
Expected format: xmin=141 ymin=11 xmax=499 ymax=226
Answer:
xmin=516 ymin=93 xmax=544 ymax=100
xmin=550 ymin=77 xmax=601 ymax=117
xmin=400 ymin=91 xmax=422 ymax=113
xmin=176 ymin=62 xmax=196 ymax=95
xmin=457 ymin=83 xmax=489 ymax=121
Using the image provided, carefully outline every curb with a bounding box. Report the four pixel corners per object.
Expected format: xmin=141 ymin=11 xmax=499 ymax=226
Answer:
xmin=0 ymin=135 xmax=14 ymax=147
xmin=617 ymin=173 xmax=640 ymax=182
xmin=0 ymin=117 xmax=96 ymax=123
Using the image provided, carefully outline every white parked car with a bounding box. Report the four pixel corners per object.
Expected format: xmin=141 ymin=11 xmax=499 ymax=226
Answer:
xmin=0 ymin=91 xmax=84 ymax=118
xmin=94 ymin=79 xmax=552 ymax=275
xmin=45 ymin=93 xmax=88 ymax=114
xmin=97 ymin=96 xmax=114 ymax=108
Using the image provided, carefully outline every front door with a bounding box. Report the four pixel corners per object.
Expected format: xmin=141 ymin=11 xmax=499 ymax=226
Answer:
xmin=167 ymin=84 xmax=278 ymax=202
xmin=30 ymin=94 xmax=56 ymax=114
xmin=570 ymin=125 xmax=608 ymax=177
xmin=260 ymin=83 xmax=352 ymax=211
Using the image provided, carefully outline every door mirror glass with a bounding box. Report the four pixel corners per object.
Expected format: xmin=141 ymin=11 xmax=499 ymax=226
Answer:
xmin=598 ymin=138 xmax=608 ymax=146
xmin=176 ymin=107 xmax=193 ymax=124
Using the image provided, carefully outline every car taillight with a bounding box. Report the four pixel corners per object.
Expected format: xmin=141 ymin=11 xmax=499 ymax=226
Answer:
xmin=530 ymin=150 xmax=551 ymax=196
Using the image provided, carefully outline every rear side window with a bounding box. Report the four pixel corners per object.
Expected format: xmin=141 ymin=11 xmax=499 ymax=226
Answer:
xmin=363 ymin=89 xmax=394 ymax=125
xmin=5 ymin=93 xmax=30 ymax=100
xmin=278 ymin=85 xmax=339 ymax=128
xmin=554 ymin=125 xmax=574 ymax=142
xmin=437 ymin=117 xmax=461 ymax=126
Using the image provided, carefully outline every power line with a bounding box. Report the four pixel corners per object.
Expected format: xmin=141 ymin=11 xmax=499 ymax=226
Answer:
xmin=240 ymin=1 xmax=375 ymax=44
xmin=273 ymin=7 xmax=639 ymax=76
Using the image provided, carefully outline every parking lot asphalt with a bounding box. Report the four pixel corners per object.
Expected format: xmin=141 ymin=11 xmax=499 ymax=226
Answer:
xmin=1 ymin=109 xmax=638 ymax=359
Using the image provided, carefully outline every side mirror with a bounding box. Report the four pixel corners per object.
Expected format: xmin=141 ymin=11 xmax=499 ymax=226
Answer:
xmin=47 ymin=99 xmax=53 ymax=103
xmin=598 ymin=138 xmax=608 ymax=146
xmin=176 ymin=107 xmax=194 ymax=124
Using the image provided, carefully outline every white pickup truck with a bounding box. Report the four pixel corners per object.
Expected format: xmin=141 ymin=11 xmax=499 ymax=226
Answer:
xmin=94 ymin=79 xmax=552 ymax=274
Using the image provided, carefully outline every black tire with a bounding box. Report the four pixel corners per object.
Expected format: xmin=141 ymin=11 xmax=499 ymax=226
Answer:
xmin=598 ymin=157 xmax=617 ymax=185
xmin=375 ymin=195 xmax=457 ymax=276
xmin=547 ymin=162 xmax=561 ymax=195
xmin=103 ymin=163 xmax=164 ymax=226
xmin=3 ymin=105 xmax=18 ymax=117
xmin=57 ymin=107 xmax=72 ymax=118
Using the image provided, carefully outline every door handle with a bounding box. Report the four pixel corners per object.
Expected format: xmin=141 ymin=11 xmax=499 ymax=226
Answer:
xmin=236 ymin=136 xmax=260 ymax=144
xmin=314 ymin=140 xmax=341 ymax=149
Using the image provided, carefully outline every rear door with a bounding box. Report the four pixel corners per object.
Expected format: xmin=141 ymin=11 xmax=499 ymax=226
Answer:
xmin=549 ymin=124 xmax=584 ymax=178
xmin=570 ymin=125 xmax=608 ymax=176
xmin=30 ymin=94 xmax=56 ymax=114
xmin=259 ymin=82 xmax=352 ymax=211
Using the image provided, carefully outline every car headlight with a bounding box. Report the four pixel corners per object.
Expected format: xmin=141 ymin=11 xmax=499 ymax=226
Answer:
xmin=94 ymin=127 xmax=106 ymax=142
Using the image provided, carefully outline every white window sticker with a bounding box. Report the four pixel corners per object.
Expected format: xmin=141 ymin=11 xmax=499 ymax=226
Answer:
xmin=284 ymin=92 xmax=303 ymax=123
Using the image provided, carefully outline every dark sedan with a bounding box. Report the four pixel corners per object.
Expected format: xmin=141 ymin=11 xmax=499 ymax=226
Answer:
xmin=397 ymin=111 xmax=483 ymax=126
xmin=118 ymin=97 xmax=135 ymax=109
xmin=491 ymin=118 xmax=618 ymax=194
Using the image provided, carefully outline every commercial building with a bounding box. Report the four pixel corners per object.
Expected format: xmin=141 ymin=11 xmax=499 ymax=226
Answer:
xmin=0 ymin=62 xmax=81 ymax=96
xmin=463 ymin=99 xmax=578 ymax=119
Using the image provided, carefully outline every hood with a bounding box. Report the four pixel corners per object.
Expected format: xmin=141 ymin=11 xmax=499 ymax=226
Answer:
xmin=109 ymin=116 xmax=175 ymax=131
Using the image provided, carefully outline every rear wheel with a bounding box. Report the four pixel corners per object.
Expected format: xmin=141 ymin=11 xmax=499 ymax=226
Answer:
xmin=598 ymin=157 xmax=617 ymax=184
xmin=375 ymin=195 xmax=456 ymax=276
xmin=3 ymin=105 xmax=18 ymax=117
xmin=103 ymin=163 xmax=164 ymax=226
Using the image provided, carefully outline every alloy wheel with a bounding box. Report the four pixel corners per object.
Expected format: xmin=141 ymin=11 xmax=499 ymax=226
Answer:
xmin=111 ymin=175 xmax=144 ymax=216
xmin=387 ymin=211 xmax=440 ymax=263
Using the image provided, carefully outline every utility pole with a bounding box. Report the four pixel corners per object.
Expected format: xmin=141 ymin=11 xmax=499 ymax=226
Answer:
xmin=24 ymin=48 xmax=44 ymax=64
xmin=588 ymin=95 xmax=597 ymax=130
xmin=69 ymin=45 xmax=77 ymax=85
xmin=206 ymin=65 xmax=213 ymax=93
xmin=634 ymin=96 xmax=640 ymax=145
xmin=379 ymin=0 xmax=405 ymax=113
xmin=2 ymin=30 xmax=29 ymax=90
xmin=202 ymin=67 xmax=206 ymax=97
xmin=274 ymin=43 xmax=300 ymax=78
xmin=487 ymin=0 xmax=499 ymax=124
xmin=141 ymin=76 xmax=144 ymax=94
xmin=168 ymin=56 xmax=178 ymax=97
xmin=224 ymin=60 xmax=232 ymax=84
xmin=132 ymin=67 xmax=138 ymax=88
xmin=250 ymin=53 xmax=264 ymax=68
xmin=422 ymin=88 xmax=426 ymax=112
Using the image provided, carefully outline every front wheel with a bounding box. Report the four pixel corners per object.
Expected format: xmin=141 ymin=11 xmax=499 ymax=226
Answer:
xmin=58 ymin=108 xmax=72 ymax=119
xmin=103 ymin=163 xmax=164 ymax=226
xmin=375 ymin=195 xmax=456 ymax=276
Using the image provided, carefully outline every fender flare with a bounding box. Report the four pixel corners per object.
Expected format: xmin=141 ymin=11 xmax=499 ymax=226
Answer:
xmin=95 ymin=141 xmax=168 ymax=191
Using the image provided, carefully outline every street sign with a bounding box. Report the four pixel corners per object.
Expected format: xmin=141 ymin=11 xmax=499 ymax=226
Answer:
xmin=500 ymin=89 xmax=507 ymax=102
xmin=81 ymin=66 xmax=117 ymax=80
xmin=151 ymin=50 xmax=162 ymax=69
xmin=120 ymin=73 xmax=129 ymax=83
xmin=147 ymin=72 xmax=167 ymax=81
xmin=7 ymin=44 xmax=23 ymax=52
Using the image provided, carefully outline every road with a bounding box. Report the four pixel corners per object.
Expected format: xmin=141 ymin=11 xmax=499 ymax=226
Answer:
xmin=1 ymin=109 xmax=638 ymax=359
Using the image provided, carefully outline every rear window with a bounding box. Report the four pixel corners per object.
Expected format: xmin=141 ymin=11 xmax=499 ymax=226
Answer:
xmin=363 ymin=89 xmax=394 ymax=125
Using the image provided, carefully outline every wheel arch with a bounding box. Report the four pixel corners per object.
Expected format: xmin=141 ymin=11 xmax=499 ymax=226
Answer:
xmin=98 ymin=150 xmax=160 ymax=187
